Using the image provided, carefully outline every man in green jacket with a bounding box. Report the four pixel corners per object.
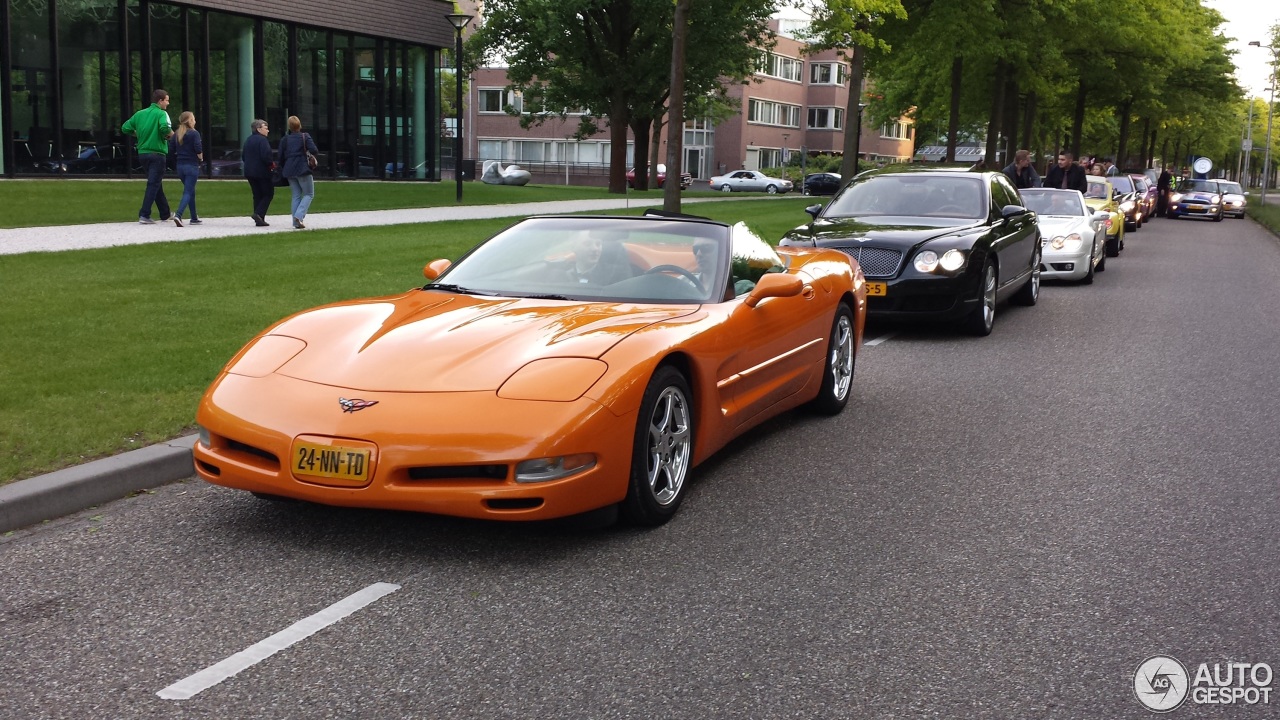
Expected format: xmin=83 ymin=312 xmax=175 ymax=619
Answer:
xmin=122 ymin=89 xmax=174 ymax=224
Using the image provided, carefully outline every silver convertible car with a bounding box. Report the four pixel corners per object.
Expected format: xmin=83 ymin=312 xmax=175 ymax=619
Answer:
xmin=1020 ymin=189 xmax=1110 ymax=284
xmin=708 ymin=170 xmax=794 ymax=194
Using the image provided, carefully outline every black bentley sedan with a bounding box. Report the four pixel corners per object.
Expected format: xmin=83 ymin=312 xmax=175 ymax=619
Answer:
xmin=780 ymin=166 xmax=1041 ymax=336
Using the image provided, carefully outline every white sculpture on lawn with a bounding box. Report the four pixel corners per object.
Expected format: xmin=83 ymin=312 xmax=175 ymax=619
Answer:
xmin=481 ymin=160 xmax=532 ymax=186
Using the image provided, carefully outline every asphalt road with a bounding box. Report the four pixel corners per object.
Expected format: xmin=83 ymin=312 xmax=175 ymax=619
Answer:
xmin=3 ymin=213 xmax=1279 ymax=719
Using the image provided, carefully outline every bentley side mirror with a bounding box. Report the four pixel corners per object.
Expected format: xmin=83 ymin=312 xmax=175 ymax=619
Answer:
xmin=423 ymin=258 xmax=451 ymax=280
xmin=1001 ymin=204 xmax=1028 ymax=218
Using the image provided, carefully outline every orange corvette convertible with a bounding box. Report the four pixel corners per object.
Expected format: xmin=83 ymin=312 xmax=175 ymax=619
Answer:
xmin=193 ymin=213 xmax=868 ymax=525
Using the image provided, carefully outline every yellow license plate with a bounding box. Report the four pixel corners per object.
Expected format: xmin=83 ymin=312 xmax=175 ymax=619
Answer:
xmin=865 ymin=282 xmax=887 ymax=297
xmin=1188 ymin=204 xmax=1204 ymax=211
xmin=293 ymin=440 xmax=371 ymax=484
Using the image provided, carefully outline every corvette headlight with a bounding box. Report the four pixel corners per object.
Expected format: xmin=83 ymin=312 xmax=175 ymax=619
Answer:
xmin=498 ymin=358 xmax=608 ymax=401
xmin=227 ymin=335 xmax=306 ymax=377
xmin=914 ymin=250 xmax=939 ymax=273
xmin=515 ymin=454 xmax=597 ymax=483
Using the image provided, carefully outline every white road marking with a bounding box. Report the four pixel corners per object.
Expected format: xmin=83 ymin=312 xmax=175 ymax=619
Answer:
xmin=864 ymin=332 xmax=897 ymax=346
xmin=157 ymin=582 xmax=401 ymax=700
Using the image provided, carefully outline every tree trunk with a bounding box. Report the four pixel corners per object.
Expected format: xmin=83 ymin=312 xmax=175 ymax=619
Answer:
xmin=839 ymin=44 xmax=866 ymax=180
xmin=1171 ymin=138 xmax=1182 ymax=175
xmin=1146 ymin=127 xmax=1156 ymax=169
xmin=630 ymin=117 xmax=652 ymax=190
xmin=946 ymin=56 xmax=962 ymax=163
xmin=1002 ymin=79 xmax=1018 ymax=166
xmin=1115 ymin=99 xmax=1132 ymax=170
xmin=983 ymin=61 xmax=1006 ymax=170
xmin=609 ymin=91 xmax=630 ymax=194
xmin=1070 ymin=79 xmax=1086 ymax=160
xmin=1160 ymin=136 xmax=1169 ymax=170
xmin=1021 ymin=90 xmax=1036 ymax=150
xmin=1137 ymin=118 xmax=1149 ymax=169
xmin=649 ymin=112 xmax=665 ymax=187
xmin=664 ymin=0 xmax=690 ymax=212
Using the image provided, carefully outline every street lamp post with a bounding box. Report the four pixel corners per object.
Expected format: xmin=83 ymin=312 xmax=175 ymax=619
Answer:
xmin=850 ymin=102 xmax=867 ymax=177
xmin=1249 ymin=40 xmax=1279 ymax=206
xmin=446 ymin=13 xmax=473 ymax=203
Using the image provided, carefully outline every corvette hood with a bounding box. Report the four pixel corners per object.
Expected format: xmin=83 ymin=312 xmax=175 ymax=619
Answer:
xmin=267 ymin=292 xmax=696 ymax=392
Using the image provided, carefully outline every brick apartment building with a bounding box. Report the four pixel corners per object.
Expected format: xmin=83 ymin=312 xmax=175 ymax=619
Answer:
xmin=467 ymin=18 xmax=915 ymax=184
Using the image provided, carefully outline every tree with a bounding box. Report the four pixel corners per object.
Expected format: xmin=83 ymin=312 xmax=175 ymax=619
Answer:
xmin=469 ymin=0 xmax=775 ymax=193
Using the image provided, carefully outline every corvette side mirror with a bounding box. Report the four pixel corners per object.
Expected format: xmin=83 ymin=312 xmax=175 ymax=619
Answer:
xmin=423 ymin=258 xmax=451 ymax=280
xmin=745 ymin=272 xmax=804 ymax=307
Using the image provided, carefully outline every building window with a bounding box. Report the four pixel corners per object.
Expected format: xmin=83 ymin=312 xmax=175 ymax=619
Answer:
xmin=478 ymin=88 xmax=521 ymax=114
xmin=807 ymin=107 xmax=844 ymax=130
xmin=881 ymin=121 xmax=912 ymax=140
xmin=756 ymin=51 xmax=803 ymax=82
xmin=747 ymin=99 xmax=801 ymax=128
xmin=758 ymin=148 xmax=784 ymax=169
xmin=809 ymin=62 xmax=846 ymax=85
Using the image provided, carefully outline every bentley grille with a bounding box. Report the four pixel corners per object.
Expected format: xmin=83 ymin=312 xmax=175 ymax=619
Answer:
xmin=833 ymin=246 xmax=903 ymax=278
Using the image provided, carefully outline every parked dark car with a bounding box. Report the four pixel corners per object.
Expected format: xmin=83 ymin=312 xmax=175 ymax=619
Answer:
xmin=1168 ymin=179 xmax=1224 ymax=221
xmin=803 ymin=172 xmax=842 ymax=196
xmin=626 ymin=164 xmax=693 ymax=190
xmin=780 ymin=166 xmax=1041 ymax=336
xmin=1130 ymin=174 xmax=1158 ymax=224
xmin=1105 ymin=174 xmax=1144 ymax=230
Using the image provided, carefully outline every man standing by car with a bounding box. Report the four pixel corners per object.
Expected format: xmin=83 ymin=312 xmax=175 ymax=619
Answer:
xmin=1156 ymin=165 xmax=1174 ymax=216
xmin=1002 ymin=149 xmax=1041 ymax=189
xmin=1043 ymin=151 xmax=1087 ymax=194
xmin=121 ymin=89 xmax=174 ymax=224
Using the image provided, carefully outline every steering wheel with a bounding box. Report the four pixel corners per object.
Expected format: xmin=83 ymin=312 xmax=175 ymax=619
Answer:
xmin=644 ymin=264 xmax=705 ymax=293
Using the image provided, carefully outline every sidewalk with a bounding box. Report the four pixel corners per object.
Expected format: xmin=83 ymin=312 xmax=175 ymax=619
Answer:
xmin=0 ymin=194 xmax=747 ymax=532
xmin=0 ymin=196 xmax=724 ymax=255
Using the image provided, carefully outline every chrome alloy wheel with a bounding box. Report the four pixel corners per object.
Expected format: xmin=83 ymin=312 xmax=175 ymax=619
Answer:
xmin=646 ymin=386 xmax=692 ymax=506
xmin=830 ymin=312 xmax=854 ymax=401
xmin=980 ymin=264 xmax=996 ymax=331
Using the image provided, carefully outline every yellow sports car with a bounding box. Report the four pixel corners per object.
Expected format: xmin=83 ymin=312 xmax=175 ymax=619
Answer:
xmin=1084 ymin=176 xmax=1125 ymax=257
xmin=193 ymin=213 xmax=867 ymax=526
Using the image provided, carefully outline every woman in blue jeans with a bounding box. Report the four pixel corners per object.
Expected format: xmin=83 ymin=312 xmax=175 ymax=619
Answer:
xmin=278 ymin=115 xmax=320 ymax=229
xmin=171 ymin=111 xmax=203 ymax=226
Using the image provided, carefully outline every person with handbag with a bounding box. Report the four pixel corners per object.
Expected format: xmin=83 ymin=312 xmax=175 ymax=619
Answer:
xmin=242 ymin=118 xmax=275 ymax=226
xmin=279 ymin=116 xmax=320 ymax=229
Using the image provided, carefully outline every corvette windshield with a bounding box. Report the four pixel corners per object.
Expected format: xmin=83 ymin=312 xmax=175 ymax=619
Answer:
xmin=825 ymin=175 xmax=987 ymax=219
xmin=431 ymin=217 xmax=740 ymax=304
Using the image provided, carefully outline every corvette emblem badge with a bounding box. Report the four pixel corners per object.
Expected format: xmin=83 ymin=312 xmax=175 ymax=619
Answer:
xmin=339 ymin=397 xmax=379 ymax=413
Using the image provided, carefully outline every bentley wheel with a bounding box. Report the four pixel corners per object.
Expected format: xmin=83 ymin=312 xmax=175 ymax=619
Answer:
xmin=621 ymin=366 xmax=694 ymax=526
xmin=807 ymin=304 xmax=855 ymax=416
xmin=1012 ymin=247 xmax=1040 ymax=305
xmin=963 ymin=261 xmax=997 ymax=337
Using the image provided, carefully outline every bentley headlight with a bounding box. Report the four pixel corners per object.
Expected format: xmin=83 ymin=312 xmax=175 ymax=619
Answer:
xmin=515 ymin=454 xmax=597 ymax=483
xmin=939 ymin=249 xmax=967 ymax=271
xmin=914 ymin=250 xmax=939 ymax=273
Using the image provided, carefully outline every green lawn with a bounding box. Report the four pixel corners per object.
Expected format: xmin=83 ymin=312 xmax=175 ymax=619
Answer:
xmin=1245 ymin=197 xmax=1280 ymax=237
xmin=0 ymin=195 xmax=816 ymax=484
xmin=0 ymin=178 xmax=708 ymax=228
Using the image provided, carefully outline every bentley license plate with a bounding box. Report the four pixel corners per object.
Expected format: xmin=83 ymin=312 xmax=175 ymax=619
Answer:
xmin=293 ymin=441 xmax=370 ymax=482
xmin=865 ymin=282 xmax=887 ymax=297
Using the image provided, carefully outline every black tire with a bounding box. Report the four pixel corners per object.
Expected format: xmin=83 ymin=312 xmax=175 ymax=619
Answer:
xmin=620 ymin=366 xmax=694 ymax=526
xmin=1011 ymin=247 xmax=1040 ymax=306
xmin=1213 ymin=212 xmax=1223 ymax=222
xmin=1105 ymin=234 xmax=1119 ymax=257
xmin=1096 ymin=246 xmax=1107 ymax=272
xmin=807 ymin=304 xmax=855 ymax=415
xmin=962 ymin=261 xmax=997 ymax=336
xmin=766 ymin=184 xmax=778 ymax=194
xmin=1080 ymin=247 xmax=1096 ymax=284
xmin=719 ymin=184 xmax=732 ymax=193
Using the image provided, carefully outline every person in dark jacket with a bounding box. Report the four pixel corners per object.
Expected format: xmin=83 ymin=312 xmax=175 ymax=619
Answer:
xmin=1002 ymin=149 xmax=1041 ymax=189
xmin=241 ymin=118 xmax=274 ymax=226
xmin=1042 ymin=151 xmax=1088 ymax=194
xmin=170 ymin=111 xmax=203 ymax=226
xmin=1156 ymin=166 xmax=1174 ymax=217
xmin=278 ymin=115 xmax=320 ymax=229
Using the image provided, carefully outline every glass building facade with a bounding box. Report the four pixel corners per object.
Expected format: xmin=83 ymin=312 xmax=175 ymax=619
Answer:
xmin=1 ymin=0 xmax=447 ymax=179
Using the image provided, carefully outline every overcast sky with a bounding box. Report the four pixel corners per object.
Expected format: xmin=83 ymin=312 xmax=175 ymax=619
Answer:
xmin=1202 ymin=0 xmax=1277 ymax=97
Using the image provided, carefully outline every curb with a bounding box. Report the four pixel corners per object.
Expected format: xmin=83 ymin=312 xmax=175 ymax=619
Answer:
xmin=0 ymin=435 xmax=198 ymax=533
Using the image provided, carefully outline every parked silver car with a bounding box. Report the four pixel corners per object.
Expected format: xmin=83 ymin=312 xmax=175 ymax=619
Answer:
xmin=709 ymin=170 xmax=793 ymax=194
xmin=1216 ymin=180 xmax=1247 ymax=218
